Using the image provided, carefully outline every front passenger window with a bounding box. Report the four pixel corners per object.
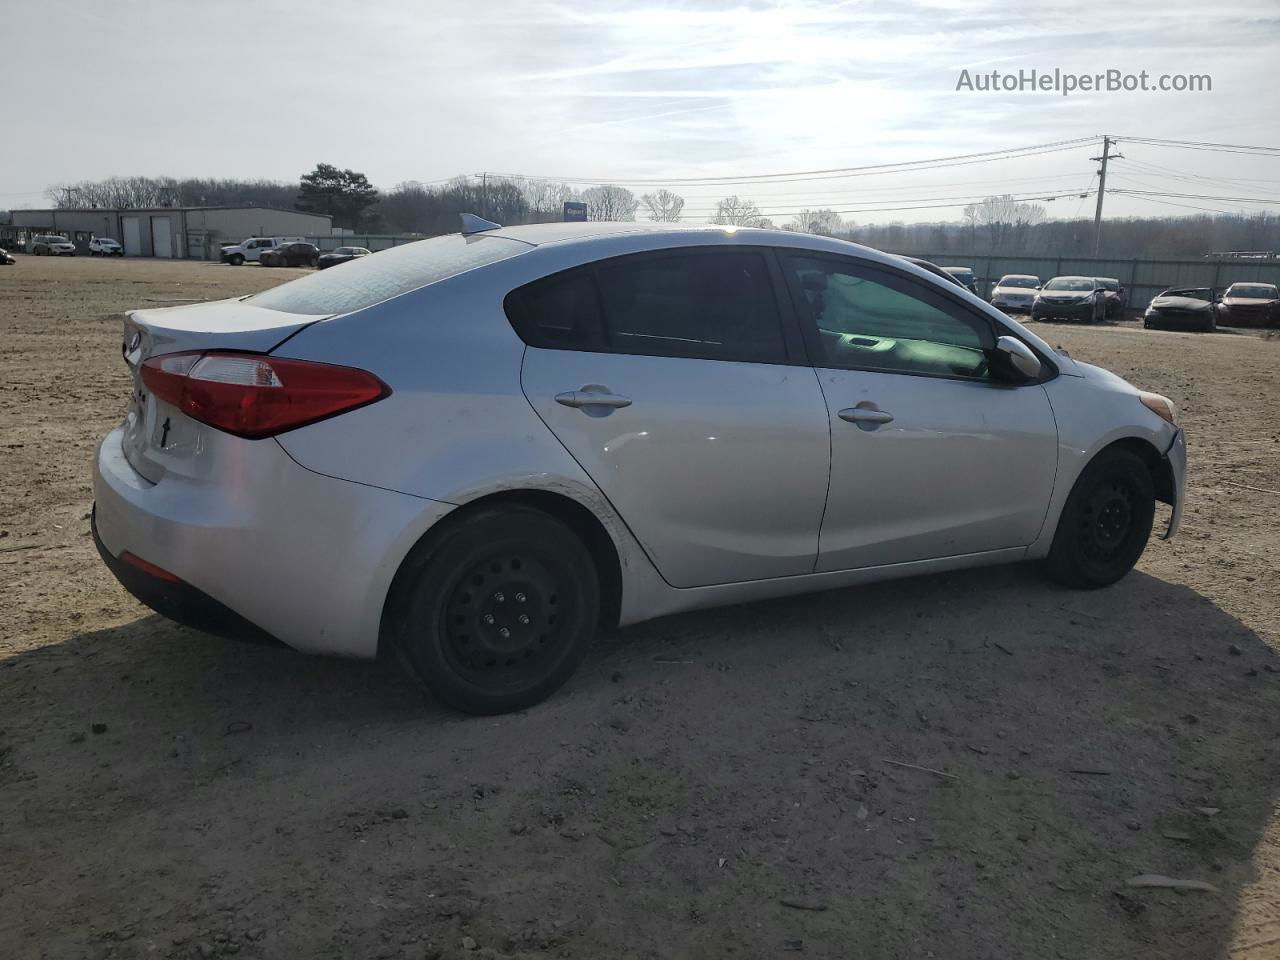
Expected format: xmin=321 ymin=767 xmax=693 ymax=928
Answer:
xmin=783 ymin=256 xmax=994 ymax=380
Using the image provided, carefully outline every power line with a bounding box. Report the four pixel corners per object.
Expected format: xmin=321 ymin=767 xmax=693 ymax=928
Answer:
xmin=481 ymin=137 xmax=1102 ymax=187
xmin=1109 ymin=188 xmax=1280 ymax=205
xmin=1117 ymin=193 xmax=1264 ymax=216
xmin=1116 ymin=156 xmax=1280 ymax=187
xmin=637 ymin=170 xmax=1093 ymax=204
xmin=670 ymin=188 xmax=1093 ymax=219
xmin=1115 ymin=135 xmax=1280 ymax=157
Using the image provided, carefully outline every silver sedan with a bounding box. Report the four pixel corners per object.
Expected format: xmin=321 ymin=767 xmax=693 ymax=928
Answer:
xmin=93 ymin=221 xmax=1186 ymax=714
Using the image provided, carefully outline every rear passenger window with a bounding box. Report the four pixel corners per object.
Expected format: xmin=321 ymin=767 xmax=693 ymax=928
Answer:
xmin=505 ymin=270 xmax=603 ymax=351
xmin=505 ymin=249 xmax=788 ymax=364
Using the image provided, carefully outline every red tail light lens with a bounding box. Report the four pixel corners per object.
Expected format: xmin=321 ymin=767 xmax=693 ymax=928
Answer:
xmin=141 ymin=351 xmax=389 ymax=439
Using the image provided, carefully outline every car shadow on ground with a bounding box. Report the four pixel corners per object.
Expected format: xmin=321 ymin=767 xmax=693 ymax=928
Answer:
xmin=2 ymin=563 xmax=1279 ymax=958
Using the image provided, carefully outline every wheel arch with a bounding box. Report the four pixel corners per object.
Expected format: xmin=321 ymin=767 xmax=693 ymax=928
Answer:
xmin=377 ymin=489 xmax=624 ymax=658
xmin=1107 ymin=436 xmax=1175 ymax=506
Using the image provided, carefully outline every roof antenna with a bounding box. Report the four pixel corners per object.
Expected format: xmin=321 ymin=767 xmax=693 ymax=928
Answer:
xmin=460 ymin=213 xmax=502 ymax=235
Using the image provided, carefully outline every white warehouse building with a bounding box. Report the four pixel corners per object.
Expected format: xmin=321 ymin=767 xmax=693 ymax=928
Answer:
xmin=3 ymin=206 xmax=334 ymax=259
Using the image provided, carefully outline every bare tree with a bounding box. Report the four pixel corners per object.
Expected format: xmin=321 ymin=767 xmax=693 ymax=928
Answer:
xmin=961 ymin=194 xmax=1047 ymax=250
xmin=46 ymin=175 xmax=297 ymax=210
xmin=788 ymin=208 xmax=844 ymax=236
xmin=583 ymin=184 xmax=638 ymax=221
xmin=712 ymin=195 xmax=769 ymax=227
xmin=640 ymin=188 xmax=685 ymax=222
xmin=522 ymin=181 xmax=579 ymax=219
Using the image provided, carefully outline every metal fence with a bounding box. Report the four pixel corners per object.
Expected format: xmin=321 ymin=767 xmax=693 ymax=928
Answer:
xmin=897 ymin=252 xmax=1280 ymax=310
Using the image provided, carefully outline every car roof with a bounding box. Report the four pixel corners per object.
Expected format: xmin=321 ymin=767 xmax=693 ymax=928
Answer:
xmin=481 ymin=220 xmax=935 ymax=273
xmin=488 ymin=221 xmax=751 ymax=246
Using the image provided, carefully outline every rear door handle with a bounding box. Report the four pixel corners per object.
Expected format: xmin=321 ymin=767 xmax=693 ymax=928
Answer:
xmin=555 ymin=390 xmax=632 ymax=409
xmin=838 ymin=407 xmax=894 ymax=425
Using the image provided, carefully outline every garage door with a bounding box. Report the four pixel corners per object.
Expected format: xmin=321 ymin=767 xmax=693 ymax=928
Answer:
xmin=122 ymin=217 xmax=141 ymax=256
xmin=151 ymin=217 xmax=173 ymax=259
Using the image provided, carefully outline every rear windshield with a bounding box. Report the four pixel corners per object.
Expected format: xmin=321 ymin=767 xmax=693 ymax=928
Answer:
xmin=1228 ymin=283 xmax=1278 ymax=298
xmin=251 ymin=233 xmax=528 ymax=315
xmin=1045 ymin=277 xmax=1093 ymax=291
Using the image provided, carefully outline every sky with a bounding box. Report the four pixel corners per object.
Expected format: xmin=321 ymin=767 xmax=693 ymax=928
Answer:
xmin=5 ymin=0 xmax=1280 ymax=225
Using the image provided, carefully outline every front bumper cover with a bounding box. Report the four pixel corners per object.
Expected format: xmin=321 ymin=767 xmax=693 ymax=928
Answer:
xmin=1162 ymin=428 xmax=1186 ymax=540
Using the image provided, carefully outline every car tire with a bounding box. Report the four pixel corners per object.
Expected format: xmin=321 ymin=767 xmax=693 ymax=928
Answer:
xmin=1045 ymin=447 xmax=1155 ymax=589
xmin=392 ymin=506 xmax=601 ymax=715
xmin=228 ymin=254 xmax=244 ymax=266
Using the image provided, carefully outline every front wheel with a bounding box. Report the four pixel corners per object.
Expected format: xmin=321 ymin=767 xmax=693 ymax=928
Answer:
xmin=1045 ymin=447 xmax=1155 ymax=588
xmin=393 ymin=506 xmax=601 ymax=715
xmin=228 ymin=253 xmax=244 ymax=266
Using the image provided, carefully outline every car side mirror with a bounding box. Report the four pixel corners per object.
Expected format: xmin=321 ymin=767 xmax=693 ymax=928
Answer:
xmin=994 ymin=335 xmax=1042 ymax=381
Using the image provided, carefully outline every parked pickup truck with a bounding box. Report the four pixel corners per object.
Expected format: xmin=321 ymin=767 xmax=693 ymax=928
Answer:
xmin=220 ymin=236 xmax=305 ymax=266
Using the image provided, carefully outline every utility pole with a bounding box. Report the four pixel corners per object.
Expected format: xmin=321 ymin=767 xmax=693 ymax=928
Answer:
xmin=1091 ymin=136 xmax=1122 ymax=256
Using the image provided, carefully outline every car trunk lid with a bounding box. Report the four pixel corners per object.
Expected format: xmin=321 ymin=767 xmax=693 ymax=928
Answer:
xmin=120 ymin=299 xmax=328 ymax=482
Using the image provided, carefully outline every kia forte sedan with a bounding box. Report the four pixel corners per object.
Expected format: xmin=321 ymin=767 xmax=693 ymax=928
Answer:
xmin=93 ymin=220 xmax=1186 ymax=714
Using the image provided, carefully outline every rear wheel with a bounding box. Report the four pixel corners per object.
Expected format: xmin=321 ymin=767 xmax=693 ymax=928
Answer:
xmin=1046 ymin=447 xmax=1155 ymax=588
xmin=393 ymin=506 xmax=600 ymax=715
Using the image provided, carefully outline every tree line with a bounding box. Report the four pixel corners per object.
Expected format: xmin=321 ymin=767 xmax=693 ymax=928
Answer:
xmin=33 ymin=165 xmax=1280 ymax=258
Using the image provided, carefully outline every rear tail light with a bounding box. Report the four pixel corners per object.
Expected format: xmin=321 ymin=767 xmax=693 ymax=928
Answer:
xmin=141 ymin=351 xmax=389 ymax=439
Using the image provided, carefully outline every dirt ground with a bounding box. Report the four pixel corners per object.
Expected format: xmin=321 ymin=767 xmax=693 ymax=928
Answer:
xmin=2 ymin=254 xmax=1279 ymax=960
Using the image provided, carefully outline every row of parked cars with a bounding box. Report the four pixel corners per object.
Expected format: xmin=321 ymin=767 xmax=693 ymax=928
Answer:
xmin=979 ymin=268 xmax=1278 ymax=331
xmin=219 ymin=236 xmax=371 ymax=269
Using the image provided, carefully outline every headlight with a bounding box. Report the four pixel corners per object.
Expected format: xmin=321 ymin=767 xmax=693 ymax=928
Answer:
xmin=1139 ymin=392 xmax=1178 ymax=425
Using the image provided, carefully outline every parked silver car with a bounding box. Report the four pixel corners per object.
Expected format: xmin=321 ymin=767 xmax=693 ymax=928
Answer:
xmin=989 ymin=274 xmax=1040 ymax=313
xmin=31 ymin=234 xmax=76 ymax=256
xmin=93 ymin=221 xmax=1185 ymax=714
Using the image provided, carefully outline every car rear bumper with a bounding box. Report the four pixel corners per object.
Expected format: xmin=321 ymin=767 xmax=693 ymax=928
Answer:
xmin=92 ymin=510 xmax=281 ymax=644
xmin=93 ymin=425 xmax=455 ymax=657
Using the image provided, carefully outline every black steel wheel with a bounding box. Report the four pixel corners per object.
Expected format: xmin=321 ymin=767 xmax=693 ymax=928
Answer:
xmin=392 ymin=506 xmax=600 ymax=714
xmin=1046 ymin=447 xmax=1155 ymax=588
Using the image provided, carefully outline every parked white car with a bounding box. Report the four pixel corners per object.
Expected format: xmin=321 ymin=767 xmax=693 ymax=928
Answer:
xmin=220 ymin=236 xmax=306 ymax=266
xmin=89 ymin=237 xmax=124 ymax=257
xmin=94 ymin=220 xmax=1185 ymax=715
xmin=31 ymin=235 xmax=77 ymax=256
xmin=990 ymin=274 xmax=1041 ymax=313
